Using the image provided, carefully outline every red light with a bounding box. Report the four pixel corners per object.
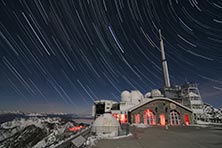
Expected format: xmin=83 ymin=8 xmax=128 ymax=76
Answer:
xmin=144 ymin=109 xmax=156 ymax=125
xmin=160 ymin=114 xmax=166 ymax=126
xmin=112 ymin=114 xmax=127 ymax=123
xmin=112 ymin=114 xmax=119 ymax=120
xmin=69 ymin=126 xmax=83 ymax=132
xmin=184 ymin=114 xmax=190 ymax=126
xmin=119 ymin=114 xmax=127 ymax=123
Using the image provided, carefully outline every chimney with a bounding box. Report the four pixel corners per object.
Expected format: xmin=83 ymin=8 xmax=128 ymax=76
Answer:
xmin=159 ymin=29 xmax=171 ymax=87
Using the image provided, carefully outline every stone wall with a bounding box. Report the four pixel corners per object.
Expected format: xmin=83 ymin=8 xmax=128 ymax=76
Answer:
xmin=129 ymin=99 xmax=193 ymax=125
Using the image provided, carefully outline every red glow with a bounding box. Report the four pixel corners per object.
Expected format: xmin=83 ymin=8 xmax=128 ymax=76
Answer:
xmin=119 ymin=114 xmax=127 ymax=123
xmin=160 ymin=114 xmax=166 ymax=126
xmin=144 ymin=109 xmax=156 ymax=125
xmin=135 ymin=114 xmax=140 ymax=124
xmin=69 ymin=125 xmax=83 ymax=132
xmin=112 ymin=114 xmax=119 ymax=120
xmin=184 ymin=114 xmax=190 ymax=126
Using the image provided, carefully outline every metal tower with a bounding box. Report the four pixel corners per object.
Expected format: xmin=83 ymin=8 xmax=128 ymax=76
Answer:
xmin=159 ymin=29 xmax=171 ymax=88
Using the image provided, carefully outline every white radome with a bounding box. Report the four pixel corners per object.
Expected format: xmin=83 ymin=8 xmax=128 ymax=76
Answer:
xmin=131 ymin=90 xmax=143 ymax=104
xmin=92 ymin=113 xmax=120 ymax=136
xmin=121 ymin=90 xmax=130 ymax=102
xmin=151 ymin=89 xmax=162 ymax=97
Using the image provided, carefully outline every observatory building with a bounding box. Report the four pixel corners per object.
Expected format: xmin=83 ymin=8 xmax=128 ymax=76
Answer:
xmin=92 ymin=30 xmax=204 ymax=127
xmin=92 ymin=90 xmax=193 ymax=126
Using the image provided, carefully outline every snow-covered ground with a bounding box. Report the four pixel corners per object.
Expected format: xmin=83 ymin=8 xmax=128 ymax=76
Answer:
xmin=85 ymin=132 xmax=132 ymax=147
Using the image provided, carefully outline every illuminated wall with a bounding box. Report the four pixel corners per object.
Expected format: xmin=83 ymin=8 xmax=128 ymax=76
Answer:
xmin=129 ymin=99 xmax=193 ymax=126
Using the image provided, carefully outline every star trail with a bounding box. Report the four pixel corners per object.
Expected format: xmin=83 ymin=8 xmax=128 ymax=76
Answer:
xmin=0 ymin=0 xmax=222 ymax=113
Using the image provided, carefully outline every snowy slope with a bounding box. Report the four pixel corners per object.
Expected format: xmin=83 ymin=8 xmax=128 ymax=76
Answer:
xmin=0 ymin=117 xmax=81 ymax=148
xmin=202 ymin=103 xmax=222 ymax=120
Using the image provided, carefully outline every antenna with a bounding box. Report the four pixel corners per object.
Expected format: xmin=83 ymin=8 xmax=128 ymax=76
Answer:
xmin=159 ymin=29 xmax=171 ymax=87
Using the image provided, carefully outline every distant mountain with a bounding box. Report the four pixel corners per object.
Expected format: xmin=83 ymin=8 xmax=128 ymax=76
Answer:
xmin=0 ymin=110 xmax=70 ymax=116
xmin=0 ymin=110 xmax=25 ymax=115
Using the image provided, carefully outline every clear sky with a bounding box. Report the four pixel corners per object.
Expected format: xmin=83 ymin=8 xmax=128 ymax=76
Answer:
xmin=0 ymin=0 xmax=222 ymax=113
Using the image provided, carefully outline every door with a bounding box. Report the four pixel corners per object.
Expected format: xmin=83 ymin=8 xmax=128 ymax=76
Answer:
xmin=184 ymin=114 xmax=190 ymax=126
xmin=160 ymin=114 xmax=166 ymax=126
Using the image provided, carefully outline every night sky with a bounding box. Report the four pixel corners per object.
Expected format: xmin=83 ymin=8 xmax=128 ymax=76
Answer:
xmin=0 ymin=0 xmax=222 ymax=113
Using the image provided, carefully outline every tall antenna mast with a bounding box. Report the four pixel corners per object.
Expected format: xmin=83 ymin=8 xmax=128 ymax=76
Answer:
xmin=159 ymin=29 xmax=171 ymax=87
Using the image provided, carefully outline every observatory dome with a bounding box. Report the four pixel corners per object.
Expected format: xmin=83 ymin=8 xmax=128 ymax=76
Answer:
xmin=131 ymin=90 xmax=143 ymax=104
xmin=92 ymin=113 xmax=120 ymax=136
xmin=121 ymin=90 xmax=130 ymax=102
xmin=151 ymin=89 xmax=162 ymax=97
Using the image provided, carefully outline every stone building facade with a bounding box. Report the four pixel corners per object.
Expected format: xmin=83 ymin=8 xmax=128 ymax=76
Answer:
xmin=128 ymin=97 xmax=193 ymax=126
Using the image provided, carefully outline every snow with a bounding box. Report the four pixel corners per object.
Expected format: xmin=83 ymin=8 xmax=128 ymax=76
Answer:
xmin=0 ymin=117 xmax=82 ymax=148
xmin=196 ymin=120 xmax=222 ymax=126
xmin=0 ymin=110 xmax=24 ymax=115
xmin=112 ymin=133 xmax=132 ymax=139
xmin=1 ymin=117 xmax=61 ymax=129
xmin=84 ymin=133 xmax=132 ymax=147
xmin=85 ymin=136 xmax=98 ymax=147
xmin=32 ymin=131 xmax=57 ymax=148
xmin=202 ymin=103 xmax=222 ymax=120
xmin=131 ymin=123 xmax=149 ymax=128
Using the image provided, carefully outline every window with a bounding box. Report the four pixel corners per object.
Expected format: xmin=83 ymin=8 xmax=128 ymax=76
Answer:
xmin=160 ymin=114 xmax=166 ymax=126
xmin=144 ymin=109 xmax=156 ymax=125
xmin=170 ymin=111 xmax=181 ymax=125
xmin=120 ymin=114 xmax=127 ymax=123
xmin=184 ymin=114 xmax=190 ymax=126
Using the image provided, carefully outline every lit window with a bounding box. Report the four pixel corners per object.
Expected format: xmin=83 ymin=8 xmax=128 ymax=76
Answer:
xmin=160 ymin=114 xmax=166 ymax=126
xmin=184 ymin=114 xmax=190 ymax=126
xmin=144 ymin=109 xmax=156 ymax=125
xmin=120 ymin=114 xmax=127 ymax=123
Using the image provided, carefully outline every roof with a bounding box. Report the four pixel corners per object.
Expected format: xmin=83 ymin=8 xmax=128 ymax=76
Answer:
xmin=128 ymin=97 xmax=193 ymax=112
xmin=94 ymin=100 xmax=118 ymax=104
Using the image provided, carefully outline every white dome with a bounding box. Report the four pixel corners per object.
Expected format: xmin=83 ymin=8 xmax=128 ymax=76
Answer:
xmin=93 ymin=113 xmax=120 ymax=127
xmin=145 ymin=92 xmax=151 ymax=98
xmin=121 ymin=90 xmax=130 ymax=102
xmin=92 ymin=113 xmax=120 ymax=136
xmin=151 ymin=89 xmax=162 ymax=97
xmin=131 ymin=90 xmax=143 ymax=104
